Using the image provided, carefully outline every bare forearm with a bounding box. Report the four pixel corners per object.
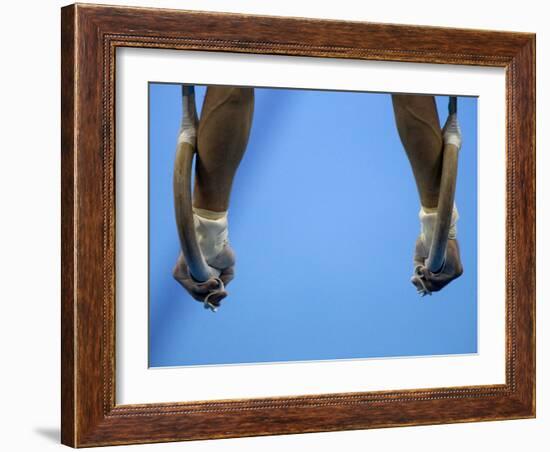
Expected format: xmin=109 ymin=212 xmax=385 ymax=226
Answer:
xmin=194 ymin=86 xmax=255 ymax=212
xmin=391 ymin=94 xmax=443 ymax=209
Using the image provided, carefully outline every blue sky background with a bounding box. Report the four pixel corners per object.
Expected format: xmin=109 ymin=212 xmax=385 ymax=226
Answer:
xmin=148 ymin=84 xmax=478 ymax=367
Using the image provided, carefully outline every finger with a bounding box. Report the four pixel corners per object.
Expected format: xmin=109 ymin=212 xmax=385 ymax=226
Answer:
xmin=411 ymin=274 xmax=430 ymax=295
xmin=219 ymin=267 xmax=235 ymax=286
xmin=173 ymin=253 xmax=231 ymax=302
xmin=417 ymin=269 xmax=454 ymax=293
xmin=186 ymin=278 xmax=224 ymax=302
xmin=173 ymin=275 xmax=205 ymax=301
xmin=196 ymin=277 xmax=224 ymax=292
xmin=411 ymin=267 xmax=439 ymax=294
xmin=172 ymin=253 xmax=192 ymax=281
xmin=173 ymin=269 xmax=219 ymax=300
xmin=206 ymin=290 xmax=228 ymax=307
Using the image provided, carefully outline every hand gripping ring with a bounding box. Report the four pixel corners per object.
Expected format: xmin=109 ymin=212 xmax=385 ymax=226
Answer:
xmin=201 ymin=277 xmax=225 ymax=312
xmin=174 ymin=85 xmax=226 ymax=312
xmin=412 ymin=96 xmax=460 ymax=296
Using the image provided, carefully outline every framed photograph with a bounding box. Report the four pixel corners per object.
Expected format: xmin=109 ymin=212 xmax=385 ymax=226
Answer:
xmin=61 ymin=3 xmax=535 ymax=447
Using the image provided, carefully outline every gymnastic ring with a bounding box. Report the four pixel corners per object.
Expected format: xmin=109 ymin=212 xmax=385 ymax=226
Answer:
xmin=425 ymin=97 xmax=459 ymax=273
xmin=412 ymin=97 xmax=460 ymax=296
xmin=173 ymin=85 xmax=224 ymax=311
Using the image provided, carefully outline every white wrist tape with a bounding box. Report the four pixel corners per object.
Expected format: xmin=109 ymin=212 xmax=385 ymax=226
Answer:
xmin=192 ymin=208 xmax=229 ymax=263
xmin=178 ymin=127 xmax=196 ymax=146
xmin=178 ymin=88 xmax=198 ymax=146
xmin=419 ymin=204 xmax=459 ymax=249
xmin=442 ymin=113 xmax=462 ymax=149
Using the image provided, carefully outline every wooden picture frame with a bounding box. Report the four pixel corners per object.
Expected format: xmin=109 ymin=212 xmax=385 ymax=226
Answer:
xmin=61 ymin=3 xmax=535 ymax=447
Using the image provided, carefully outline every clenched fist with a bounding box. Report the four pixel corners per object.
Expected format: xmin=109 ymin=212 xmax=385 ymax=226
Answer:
xmin=411 ymin=237 xmax=464 ymax=295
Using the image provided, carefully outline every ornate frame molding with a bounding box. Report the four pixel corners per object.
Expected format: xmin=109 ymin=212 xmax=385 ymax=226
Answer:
xmin=61 ymin=4 xmax=535 ymax=447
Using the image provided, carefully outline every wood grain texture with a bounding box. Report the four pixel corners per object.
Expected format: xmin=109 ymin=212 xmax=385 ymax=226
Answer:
xmin=60 ymin=3 xmax=536 ymax=447
xmin=61 ymin=5 xmax=76 ymax=447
